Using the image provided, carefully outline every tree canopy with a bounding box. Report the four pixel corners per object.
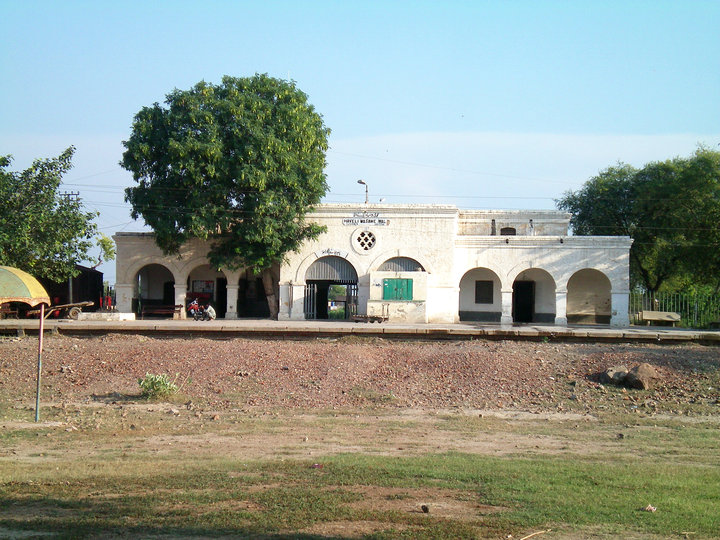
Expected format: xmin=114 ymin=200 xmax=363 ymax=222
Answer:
xmin=121 ymin=74 xmax=331 ymax=317
xmin=557 ymin=148 xmax=720 ymax=293
xmin=0 ymin=147 xmax=101 ymax=282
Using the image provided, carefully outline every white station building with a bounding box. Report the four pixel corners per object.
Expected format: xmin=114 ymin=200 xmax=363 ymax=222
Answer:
xmin=114 ymin=204 xmax=632 ymax=326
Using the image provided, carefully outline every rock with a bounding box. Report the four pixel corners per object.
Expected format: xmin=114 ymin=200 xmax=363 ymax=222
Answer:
xmin=600 ymin=366 xmax=628 ymax=385
xmin=168 ymin=408 xmax=180 ymax=415
xmin=626 ymin=363 xmax=658 ymax=390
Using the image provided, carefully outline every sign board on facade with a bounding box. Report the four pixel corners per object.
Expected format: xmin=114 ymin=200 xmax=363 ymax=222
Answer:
xmin=315 ymin=248 xmax=349 ymax=259
xmin=342 ymin=211 xmax=390 ymax=226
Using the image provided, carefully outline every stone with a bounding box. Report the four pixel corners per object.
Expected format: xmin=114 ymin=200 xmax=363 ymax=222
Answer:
xmin=626 ymin=363 xmax=658 ymax=390
xmin=600 ymin=365 xmax=628 ymax=385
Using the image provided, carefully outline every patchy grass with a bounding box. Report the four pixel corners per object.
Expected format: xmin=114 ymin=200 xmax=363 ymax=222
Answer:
xmin=1 ymin=405 xmax=719 ymax=539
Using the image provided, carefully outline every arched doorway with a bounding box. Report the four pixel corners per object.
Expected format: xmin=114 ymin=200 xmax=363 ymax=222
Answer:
xmin=304 ymin=256 xmax=358 ymax=320
xmin=187 ymin=264 xmax=228 ymax=318
xmin=134 ymin=264 xmax=175 ymax=315
xmin=512 ymin=268 xmax=556 ymax=323
xmin=237 ymin=268 xmax=271 ymax=318
xmin=458 ymin=267 xmax=502 ymax=322
xmin=567 ymin=269 xmax=612 ymax=324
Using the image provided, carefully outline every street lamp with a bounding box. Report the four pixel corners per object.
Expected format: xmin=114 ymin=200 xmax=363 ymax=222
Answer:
xmin=357 ymin=179 xmax=368 ymax=204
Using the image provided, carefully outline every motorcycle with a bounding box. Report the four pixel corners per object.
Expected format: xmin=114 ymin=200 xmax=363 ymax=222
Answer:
xmin=188 ymin=300 xmax=203 ymax=321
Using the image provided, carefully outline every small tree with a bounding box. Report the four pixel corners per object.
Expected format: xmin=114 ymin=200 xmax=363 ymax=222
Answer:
xmin=0 ymin=147 xmax=101 ymax=282
xmin=122 ymin=74 xmax=331 ymax=318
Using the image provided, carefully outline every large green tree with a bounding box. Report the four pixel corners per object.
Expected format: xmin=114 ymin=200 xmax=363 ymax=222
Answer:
xmin=121 ymin=74 xmax=330 ymax=318
xmin=557 ymin=148 xmax=720 ymax=293
xmin=0 ymin=147 xmax=101 ymax=282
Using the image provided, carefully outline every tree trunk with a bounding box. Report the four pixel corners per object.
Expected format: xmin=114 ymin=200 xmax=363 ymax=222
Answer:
xmin=261 ymin=267 xmax=279 ymax=320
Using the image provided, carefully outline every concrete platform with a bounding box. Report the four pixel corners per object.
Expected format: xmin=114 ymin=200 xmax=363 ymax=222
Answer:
xmin=1 ymin=318 xmax=718 ymax=344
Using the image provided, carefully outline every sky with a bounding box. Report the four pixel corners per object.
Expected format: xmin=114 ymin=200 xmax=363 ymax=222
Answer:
xmin=1 ymin=0 xmax=719 ymax=284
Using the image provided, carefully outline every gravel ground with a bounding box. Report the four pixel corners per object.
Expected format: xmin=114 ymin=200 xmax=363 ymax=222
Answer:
xmin=1 ymin=334 xmax=718 ymax=414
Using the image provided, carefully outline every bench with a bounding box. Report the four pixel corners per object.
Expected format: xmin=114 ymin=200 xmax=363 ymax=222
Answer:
xmin=141 ymin=305 xmax=183 ymax=320
xmin=0 ymin=304 xmax=19 ymax=319
xmin=640 ymin=310 xmax=681 ymax=327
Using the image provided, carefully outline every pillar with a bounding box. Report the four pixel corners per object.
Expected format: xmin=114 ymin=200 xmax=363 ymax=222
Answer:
xmin=279 ymin=283 xmax=307 ymax=320
xmin=115 ymin=283 xmax=134 ymax=314
xmin=173 ymin=283 xmax=188 ymax=319
xmin=225 ymin=284 xmax=239 ymax=319
xmin=500 ymin=288 xmax=513 ymax=325
xmin=554 ymin=289 xmax=568 ymax=326
xmin=611 ymin=290 xmax=630 ymax=327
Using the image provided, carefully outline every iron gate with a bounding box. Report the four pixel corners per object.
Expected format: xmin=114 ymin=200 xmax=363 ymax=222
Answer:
xmin=347 ymin=283 xmax=358 ymax=317
xmin=304 ymin=283 xmax=317 ymax=320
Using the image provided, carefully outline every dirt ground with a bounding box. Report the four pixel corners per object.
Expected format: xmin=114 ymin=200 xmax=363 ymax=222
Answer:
xmin=1 ymin=334 xmax=718 ymax=414
xmin=1 ymin=334 xmax=718 ymax=539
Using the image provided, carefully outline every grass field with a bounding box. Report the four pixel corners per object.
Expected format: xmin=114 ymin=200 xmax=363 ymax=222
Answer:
xmin=2 ymin=400 xmax=719 ymax=539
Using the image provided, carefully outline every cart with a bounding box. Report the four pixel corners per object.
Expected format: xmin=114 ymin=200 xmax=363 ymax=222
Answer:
xmin=351 ymin=303 xmax=389 ymax=323
xmin=27 ymin=301 xmax=94 ymax=320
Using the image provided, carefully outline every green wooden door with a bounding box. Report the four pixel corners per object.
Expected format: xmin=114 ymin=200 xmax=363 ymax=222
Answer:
xmin=383 ymin=278 xmax=413 ymax=300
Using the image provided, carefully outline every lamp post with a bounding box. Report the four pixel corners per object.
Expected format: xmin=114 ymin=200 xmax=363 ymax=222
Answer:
xmin=357 ymin=179 xmax=368 ymax=204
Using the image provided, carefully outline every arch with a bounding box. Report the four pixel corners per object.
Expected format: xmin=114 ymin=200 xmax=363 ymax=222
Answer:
xmin=133 ymin=263 xmax=176 ymax=315
xmin=500 ymin=227 xmax=516 ymax=236
xmin=378 ymin=257 xmax=425 ymax=272
xmin=305 ymin=256 xmax=358 ymax=283
xmin=294 ymin=251 xmax=364 ymax=284
xmin=176 ymin=256 xmax=218 ymax=284
xmin=368 ymin=250 xmax=434 ymax=274
xmin=458 ymin=267 xmax=502 ymax=322
xmin=186 ymin=263 xmax=228 ymax=317
xmin=512 ymin=268 xmax=556 ymax=323
xmin=567 ymin=268 xmax=612 ymax=324
xmin=120 ymin=257 xmax=182 ymax=286
xmin=303 ymin=256 xmax=360 ymax=321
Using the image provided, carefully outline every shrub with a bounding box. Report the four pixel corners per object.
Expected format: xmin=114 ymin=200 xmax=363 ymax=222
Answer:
xmin=138 ymin=373 xmax=180 ymax=399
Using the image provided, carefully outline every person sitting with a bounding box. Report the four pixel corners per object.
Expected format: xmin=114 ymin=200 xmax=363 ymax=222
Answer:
xmin=203 ymin=304 xmax=216 ymax=321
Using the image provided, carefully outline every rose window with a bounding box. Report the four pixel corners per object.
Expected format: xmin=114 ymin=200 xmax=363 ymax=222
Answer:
xmin=355 ymin=231 xmax=376 ymax=251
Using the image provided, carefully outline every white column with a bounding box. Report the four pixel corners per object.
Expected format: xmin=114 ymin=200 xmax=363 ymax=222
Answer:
xmin=174 ymin=284 xmax=188 ymax=319
xmin=115 ymin=283 xmax=134 ymax=314
xmin=554 ymin=289 xmax=568 ymax=326
xmin=611 ymin=290 xmax=630 ymax=327
xmin=225 ymin=284 xmax=239 ymax=319
xmin=284 ymin=284 xmax=307 ymax=320
xmin=278 ymin=283 xmax=291 ymax=320
xmin=500 ymin=288 xmax=513 ymax=325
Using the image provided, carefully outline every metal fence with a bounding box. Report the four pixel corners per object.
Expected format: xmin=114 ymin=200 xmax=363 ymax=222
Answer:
xmin=629 ymin=292 xmax=720 ymax=328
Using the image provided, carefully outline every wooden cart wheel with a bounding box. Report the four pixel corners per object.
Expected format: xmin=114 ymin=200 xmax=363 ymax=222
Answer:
xmin=68 ymin=307 xmax=82 ymax=320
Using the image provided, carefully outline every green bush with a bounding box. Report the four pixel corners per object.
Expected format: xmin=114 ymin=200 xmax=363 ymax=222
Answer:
xmin=138 ymin=373 xmax=180 ymax=399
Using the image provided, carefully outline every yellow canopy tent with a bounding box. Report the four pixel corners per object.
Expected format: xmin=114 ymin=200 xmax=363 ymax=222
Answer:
xmin=0 ymin=266 xmax=51 ymax=421
xmin=0 ymin=266 xmax=51 ymax=307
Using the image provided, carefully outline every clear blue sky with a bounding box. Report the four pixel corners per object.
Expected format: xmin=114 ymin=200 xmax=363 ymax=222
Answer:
xmin=1 ymin=0 xmax=718 ymax=282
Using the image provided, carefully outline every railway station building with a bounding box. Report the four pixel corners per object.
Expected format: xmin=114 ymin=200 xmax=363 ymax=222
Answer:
xmin=114 ymin=204 xmax=632 ymax=326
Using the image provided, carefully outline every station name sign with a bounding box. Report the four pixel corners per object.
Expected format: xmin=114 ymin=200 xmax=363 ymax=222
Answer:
xmin=342 ymin=211 xmax=390 ymax=226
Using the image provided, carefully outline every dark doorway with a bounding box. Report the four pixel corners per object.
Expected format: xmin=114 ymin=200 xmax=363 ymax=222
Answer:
xmin=216 ymin=277 xmax=227 ymax=318
xmin=162 ymin=281 xmax=175 ymax=305
xmin=237 ymin=276 xmax=270 ymax=318
xmin=513 ymin=281 xmax=535 ymax=323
